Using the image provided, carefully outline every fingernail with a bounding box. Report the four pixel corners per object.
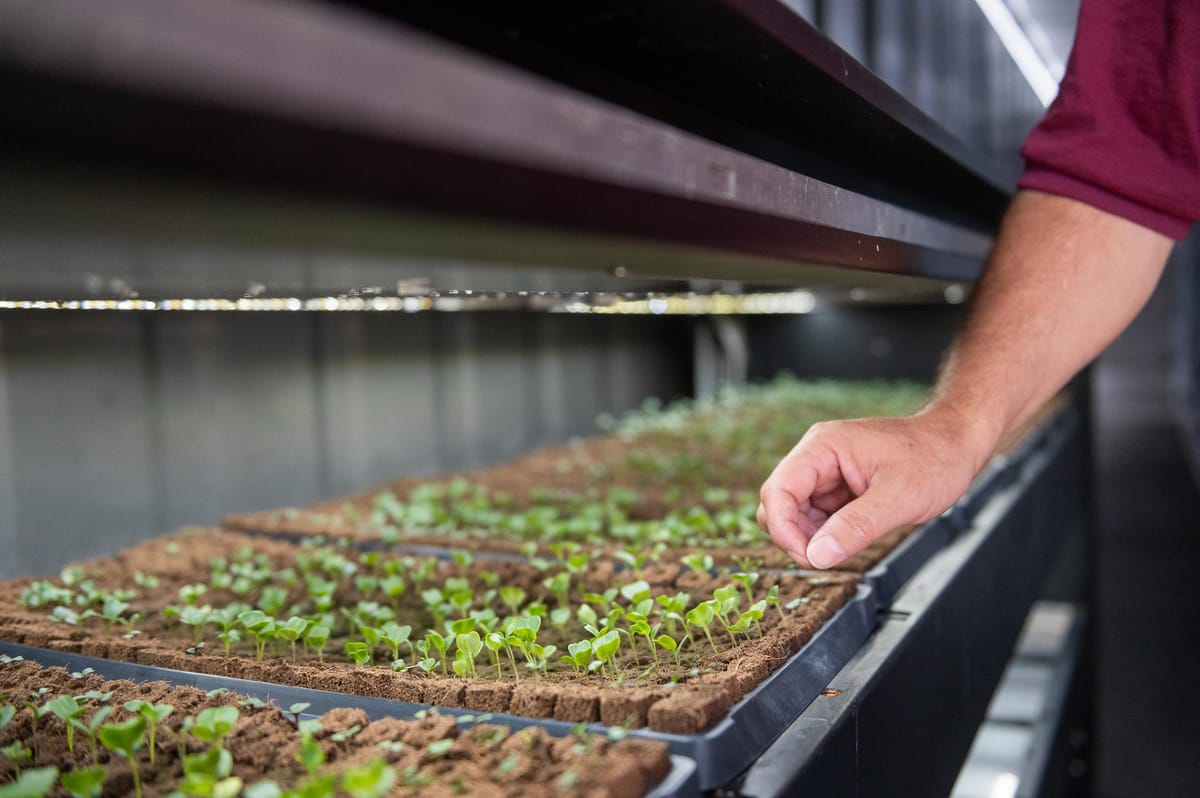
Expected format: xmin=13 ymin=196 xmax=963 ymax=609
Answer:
xmin=806 ymin=535 xmax=846 ymax=569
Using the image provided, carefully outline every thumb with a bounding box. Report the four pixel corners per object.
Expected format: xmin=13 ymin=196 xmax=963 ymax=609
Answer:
xmin=804 ymin=484 xmax=909 ymax=569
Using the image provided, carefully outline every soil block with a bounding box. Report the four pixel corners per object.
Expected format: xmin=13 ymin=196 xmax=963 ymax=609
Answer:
xmin=0 ymin=657 xmax=691 ymax=798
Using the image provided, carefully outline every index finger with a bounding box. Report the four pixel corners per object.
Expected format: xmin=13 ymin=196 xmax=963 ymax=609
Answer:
xmin=760 ymin=465 xmax=821 ymax=567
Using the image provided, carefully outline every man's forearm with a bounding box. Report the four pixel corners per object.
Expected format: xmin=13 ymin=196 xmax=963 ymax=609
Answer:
xmin=758 ymin=188 xmax=1175 ymax=570
xmin=926 ymin=189 xmax=1173 ymax=466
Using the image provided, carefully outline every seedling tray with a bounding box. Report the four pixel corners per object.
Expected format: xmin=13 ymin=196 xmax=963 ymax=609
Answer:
xmin=856 ymin=515 xmax=954 ymax=608
xmin=0 ymin=641 xmax=699 ymax=798
xmin=1 ymin=583 xmax=875 ymax=791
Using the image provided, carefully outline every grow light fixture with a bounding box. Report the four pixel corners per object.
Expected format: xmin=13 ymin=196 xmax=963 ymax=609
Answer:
xmin=0 ymin=286 xmax=964 ymax=314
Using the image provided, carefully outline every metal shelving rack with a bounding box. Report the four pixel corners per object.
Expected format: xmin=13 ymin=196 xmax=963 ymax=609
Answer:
xmin=0 ymin=1 xmax=1091 ymax=795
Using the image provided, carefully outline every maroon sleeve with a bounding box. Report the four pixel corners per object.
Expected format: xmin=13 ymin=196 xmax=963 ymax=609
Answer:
xmin=1018 ymin=0 xmax=1200 ymax=239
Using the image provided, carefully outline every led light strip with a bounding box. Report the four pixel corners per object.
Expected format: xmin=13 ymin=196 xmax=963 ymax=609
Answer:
xmin=0 ymin=286 xmax=966 ymax=314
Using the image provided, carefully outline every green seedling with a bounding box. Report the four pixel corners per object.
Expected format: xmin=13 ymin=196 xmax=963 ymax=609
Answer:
xmin=133 ymin=571 xmax=159 ymax=590
xmin=344 ymin=640 xmax=372 ymax=667
xmin=380 ymin=575 xmax=406 ymax=613
xmin=498 ymin=586 xmax=526 ymax=617
xmin=0 ymin=766 xmax=58 ymax=798
xmin=180 ymin=605 xmax=212 ymax=645
xmin=590 ymin=629 xmax=622 ymax=680
xmin=330 ymin=724 xmax=362 ymax=744
xmin=304 ymin=623 xmax=331 ymax=662
xmin=179 ymin=583 xmax=208 ymax=606
xmin=191 ymin=705 xmax=239 ymax=750
xmin=275 ymin=616 xmax=309 ymax=662
xmin=628 ymin=617 xmax=660 ymax=663
xmin=50 ymin=605 xmax=80 ymax=626
xmin=452 ymin=631 xmax=482 ymax=678
xmin=355 ymin=574 xmax=379 ymax=598
xmin=181 ymin=746 xmax=238 ymax=798
xmin=423 ymin=630 xmax=448 ymax=675
xmin=1 ymin=740 xmax=32 ymax=777
xmin=686 ymin=601 xmax=719 ymax=653
xmin=562 ymin=640 xmax=593 ymax=673
xmin=341 ymin=758 xmax=396 ymax=798
xmin=98 ymin=716 xmax=146 ymax=798
xmin=483 ymin=631 xmax=508 ymax=679
xmin=542 ymin=572 xmax=570 ymax=609
xmin=296 ymin=730 xmax=325 ymax=777
xmin=238 ymin=610 xmax=277 ymax=662
xmin=731 ymin=570 xmax=760 ymax=606
xmin=425 ymin=738 xmax=454 ymax=760
xmin=504 ymin=616 xmax=542 ymax=675
xmin=654 ymin=633 xmax=682 ymax=666
xmin=256 ymin=586 xmax=289 ymax=617
xmin=68 ymin=704 xmax=112 ymax=763
xmin=59 ymin=765 xmax=105 ymax=798
xmin=764 ymin=584 xmax=785 ymax=622
xmin=123 ymin=700 xmax=173 ymax=764
xmin=44 ymin=695 xmax=85 ymax=754
xmin=287 ymin=702 xmax=310 ymax=727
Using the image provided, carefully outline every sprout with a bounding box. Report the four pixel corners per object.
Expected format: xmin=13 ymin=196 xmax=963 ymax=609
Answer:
xmin=99 ymin=716 xmax=147 ymax=798
xmin=275 ymin=616 xmax=309 ymax=662
xmin=452 ymin=632 xmax=482 ymax=678
xmin=304 ymin=623 xmax=331 ymax=662
xmin=341 ymin=758 xmax=396 ymax=798
xmin=344 ymin=641 xmax=372 ymax=668
xmin=60 ymin=765 xmax=105 ymax=798
xmin=123 ymin=701 xmax=173 ymax=764
xmin=589 ymin=629 xmax=622 ymax=680
xmin=686 ymin=601 xmax=719 ymax=653
xmin=44 ymin=695 xmax=85 ymax=754
xmin=3 ymin=766 xmax=58 ymax=798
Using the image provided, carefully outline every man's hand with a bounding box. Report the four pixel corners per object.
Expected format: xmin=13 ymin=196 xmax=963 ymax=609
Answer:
xmin=758 ymin=190 xmax=1173 ymax=570
xmin=757 ymin=404 xmax=993 ymax=569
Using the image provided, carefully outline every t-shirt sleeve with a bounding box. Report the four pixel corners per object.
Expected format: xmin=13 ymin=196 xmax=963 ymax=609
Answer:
xmin=1017 ymin=0 xmax=1200 ymax=240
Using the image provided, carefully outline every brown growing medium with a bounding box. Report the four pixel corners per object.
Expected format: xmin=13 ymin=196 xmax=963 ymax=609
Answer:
xmin=0 ymin=660 xmax=671 ymax=797
xmin=221 ymin=432 xmax=917 ymax=572
xmin=224 ymin=388 xmax=1064 ymax=573
xmin=0 ymin=530 xmax=857 ymax=734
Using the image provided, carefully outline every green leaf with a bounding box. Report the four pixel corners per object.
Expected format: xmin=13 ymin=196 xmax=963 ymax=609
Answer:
xmin=591 ymin=629 xmax=621 ymax=661
xmin=59 ymin=765 xmax=106 ymax=798
xmin=0 ymin=767 xmax=59 ymax=798
xmin=619 ymin=580 xmax=651 ymax=604
xmin=98 ymin=716 xmax=146 ymax=757
xmin=686 ymin=602 xmax=715 ymax=627
xmin=296 ymin=733 xmax=326 ymax=775
xmin=425 ymin=738 xmax=454 ymax=759
xmin=45 ymin=695 xmax=83 ymax=722
xmin=242 ymin=782 xmax=283 ymax=798
xmin=456 ymin=631 xmax=483 ymax=659
xmin=341 ymin=758 xmax=397 ymax=798
xmin=655 ymin=634 xmax=678 ymax=652
xmin=192 ymin=705 xmax=239 ymax=743
xmin=212 ymin=777 xmax=244 ymax=798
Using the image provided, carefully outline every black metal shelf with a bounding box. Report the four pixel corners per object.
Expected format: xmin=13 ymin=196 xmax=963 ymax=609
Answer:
xmin=1 ymin=0 xmax=996 ymax=297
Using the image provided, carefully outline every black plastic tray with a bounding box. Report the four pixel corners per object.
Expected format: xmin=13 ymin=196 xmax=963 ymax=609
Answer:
xmin=0 ymin=640 xmax=699 ymax=798
xmin=1 ymin=583 xmax=876 ymax=791
xmin=857 ymin=515 xmax=954 ymax=607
